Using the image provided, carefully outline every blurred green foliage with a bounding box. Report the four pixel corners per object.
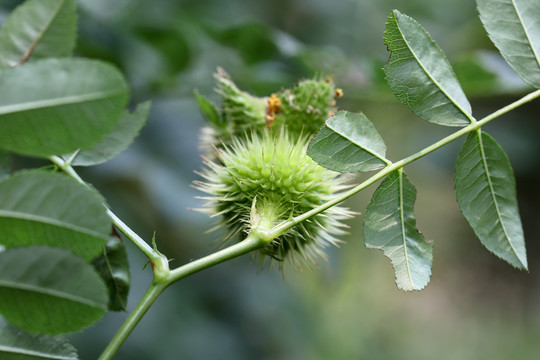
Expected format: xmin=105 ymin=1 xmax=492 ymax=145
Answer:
xmin=2 ymin=0 xmax=539 ymax=359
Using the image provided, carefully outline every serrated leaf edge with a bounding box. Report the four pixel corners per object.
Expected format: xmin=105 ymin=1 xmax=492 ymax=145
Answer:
xmin=473 ymin=130 xmax=527 ymax=269
xmin=511 ymin=0 xmax=540 ymax=70
xmin=325 ymin=117 xmax=389 ymax=165
xmin=389 ymin=10 xmax=475 ymax=124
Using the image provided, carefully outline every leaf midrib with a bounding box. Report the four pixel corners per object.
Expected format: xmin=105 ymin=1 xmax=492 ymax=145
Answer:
xmin=0 ymin=209 xmax=107 ymax=240
xmin=0 ymin=279 xmax=105 ymax=309
xmin=511 ymin=0 xmax=540 ymax=70
xmin=327 ymin=125 xmax=388 ymax=164
xmin=476 ymin=130 xmax=526 ymax=268
xmin=0 ymin=345 xmax=76 ymax=360
xmin=15 ymin=0 xmax=66 ymax=66
xmin=394 ymin=12 xmax=475 ymax=124
xmin=0 ymin=89 xmax=124 ymax=116
xmin=397 ymin=171 xmax=414 ymax=288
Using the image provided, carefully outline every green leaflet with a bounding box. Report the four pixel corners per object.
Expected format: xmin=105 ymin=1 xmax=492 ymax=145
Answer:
xmin=0 ymin=247 xmax=108 ymax=334
xmin=0 ymin=58 xmax=128 ymax=158
xmin=454 ymin=131 xmax=527 ymax=269
xmin=477 ymin=0 xmax=540 ymax=88
xmin=0 ymin=317 xmax=78 ymax=360
xmin=0 ymin=171 xmax=110 ymax=260
xmin=71 ymin=101 xmax=151 ymax=166
xmin=307 ymin=111 xmax=388 ymax=173
xmin=364 ymin=170 xmax=433 ymax=291
xmin=384 ymin=10 xmax=473 ymax=126
xmin=194 ymin=90 xmax=223 ymax=128
xmin=0 ymin=0 xmax=77 ymax=70
xmin=92 ymin=233 xmax=131 ymax=312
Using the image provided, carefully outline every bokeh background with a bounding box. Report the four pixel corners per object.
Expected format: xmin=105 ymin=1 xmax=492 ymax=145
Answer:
xmin=2 ymin=0 xmax=540 ymax=359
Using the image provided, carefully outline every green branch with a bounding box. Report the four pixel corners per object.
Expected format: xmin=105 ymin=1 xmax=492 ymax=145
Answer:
xmin=166 ymin=232 xmax=268 ymax=283
xmin=268 ymin=88 xmax=540 ymax=239
xmin=49 ymin=155 xmax=157 ymax=260
xmin=97 ymin=282 xmax=167 ymax=360
xmin=97 ymin=233 xmax=266 ymax=360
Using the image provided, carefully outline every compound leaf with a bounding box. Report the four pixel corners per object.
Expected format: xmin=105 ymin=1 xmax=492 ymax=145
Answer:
xmin=455 ymin=131 xmax=527 ymax=269
xmin=0 ymin=0 xmax=77 ymax=70
xmin=477 ymin=0 xmax=540 ymax=88
xmin=72 ymin=101 xmax=151 ymax=166
xmin=384 ymin=10 xmax=473 ymax=126
xmin=0 ymin=316 xmax=78 ymax=360
xmin=307 ymin=111 xmax=388 ymax=173
xmin=0 ymin=171 xmax=110 ymax=260
xmin=364 ymin=170 xmax=433 ymax=291
xmin=0 ymin=246 xmax=108 ymax=334
xmin=0 ymin=58 xmax=128 ymax=158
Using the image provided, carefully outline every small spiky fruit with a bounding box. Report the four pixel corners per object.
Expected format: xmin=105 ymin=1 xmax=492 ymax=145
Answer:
xmin=197 ymin=69 xmax=339 ymax=157
xmin=196 ymin=130 xmax=352 ymax=269
xmin=198 ymin=69 xmax=267 ymax=157
xmin=215 ymin=68 xmax=267 ymax=138
xmin=272 ymin=78 xmax=337 ymax=136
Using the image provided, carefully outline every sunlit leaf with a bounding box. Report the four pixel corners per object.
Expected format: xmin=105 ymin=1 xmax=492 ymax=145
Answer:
xmin=307 ymin=111 xmax=388 ymax=173
xmin=454 ymin=131 xmax=527 ymax=269
xmin=383 ymin=10 xmax=473 ymax=126
xmin=0 ymin=58 xmax=128 ymax=158
xmin=0 ymin=0 xmax=77 ymax=70
xmin=0 ymin=316 xmax=79 ymax=360
xmin=0 ymin=246 xmax=108 ymax=334
xmin=92 ymin=232 xmax=130 ymax=312
xmin=477 ymin=0 xmax=540 ymax=88
xmin=364 ymin=170 xmax=433 ymax=291
xmin=0 ymin=171 xmax=110 ymax=260
xmin=71 ymin=101 xmax=151 ymax=166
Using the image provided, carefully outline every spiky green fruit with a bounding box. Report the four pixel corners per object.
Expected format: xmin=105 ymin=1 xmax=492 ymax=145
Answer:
xmin=197 ymin=68 xmax=267 ymax=156
xmin=197 ymin=69 xmax=340 ymax=157
xmin=216 ymin=68 xmax=267 ymax=137
xmin=196 ymin=130 xmax=352 ymax=269
xmin=272 ymin=77 xmax=337 ymax=136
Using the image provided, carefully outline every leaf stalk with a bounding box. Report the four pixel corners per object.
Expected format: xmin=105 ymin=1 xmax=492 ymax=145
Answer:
xmin=268 ymin=88 xmax=540 ymax=239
